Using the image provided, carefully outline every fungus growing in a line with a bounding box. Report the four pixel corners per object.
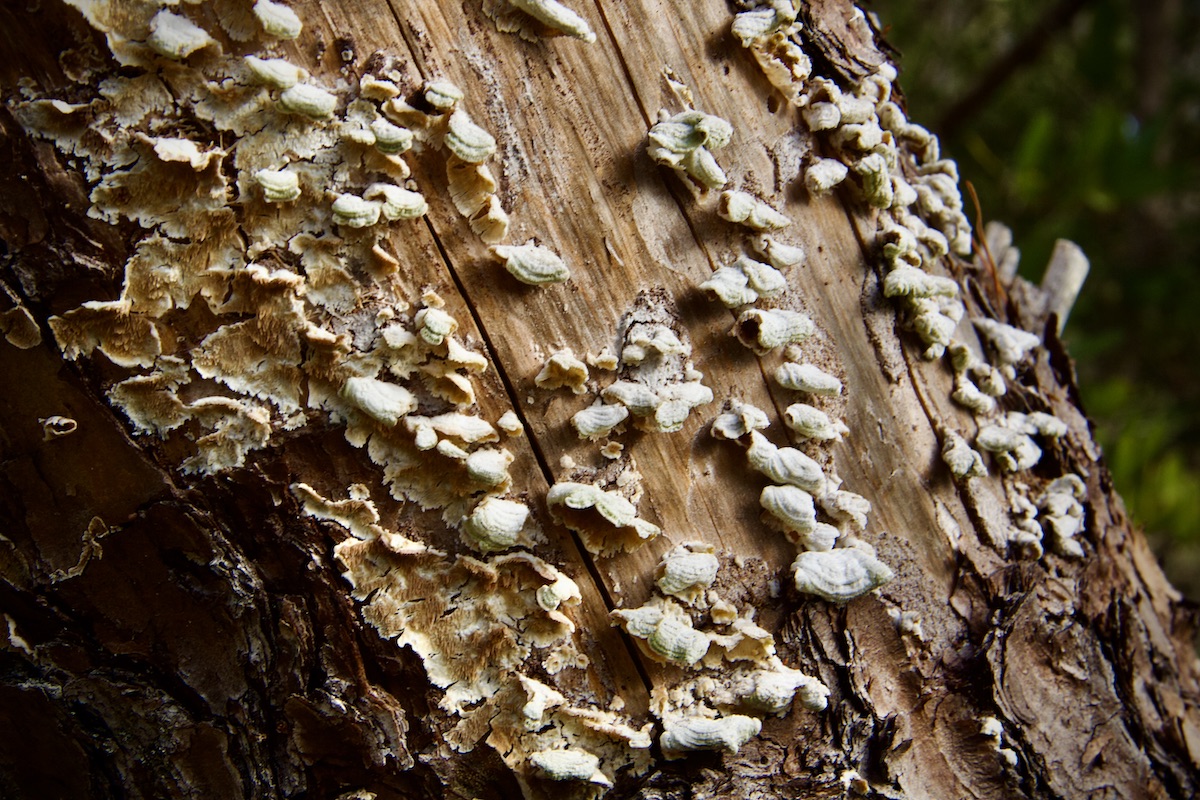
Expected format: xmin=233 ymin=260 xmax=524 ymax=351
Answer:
xmin=718 ymin=190 xmax=790 ymax=231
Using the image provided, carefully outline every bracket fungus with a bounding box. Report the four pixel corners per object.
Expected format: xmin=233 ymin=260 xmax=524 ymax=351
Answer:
xmin=710 ymin=399 xmax=771 ymax=441
xmin=746 ymin=431 xmax=825 ymax=494
xmin=654 ymin=543 xmax=720 ymax=605
xmin=784 ymin=403 xmax=848 ymax=442
xmin=535 ymin=349 xmax=589 ymax=394
xmin=718 ymin=190 xmax=790 ymax=231
xmin=528 ymin=748 xmax=610 ymax=786
xmin=699 ymin=256 xmax=786 ymax=308
xmin=492 ymin=242 xmax=571 ymax=285
xmin=488 ymin=0 xmax=598 ymax=44
xmin=659 ymin=715 xmax=762 ymax=759
xmin=341 ymin=376 xmax=417 ymax=426
xmin=546 ymin=481 xmax=660 ymax=556
xmin=571 ymin=401 xmax=629 ymax=440
xmin=147 ymin=10 xmax=214 ymax=60
xmin=611 ymin=599 xmax=710 ymax=667
xmin=791 ymin=548 xmax=894 ymax=603
xmin=462 ymin=496 xmax=530 ymax=553
xmin=942 ymin=431 xmax=988 ymax=479
xmin=760 ymin=484 xmax=817 ymax=537
xmin=734 ymin=308 xmax=814 ymax=354
xmin=647 ymin=109 xmax=733 ymax=189
xmin=774 ymin=362 xmax=843 ymax=396
xmin=254 ymin=0 xmax=303 ymax=39
xmin=278 ymin=83 xmax=338 ymax=119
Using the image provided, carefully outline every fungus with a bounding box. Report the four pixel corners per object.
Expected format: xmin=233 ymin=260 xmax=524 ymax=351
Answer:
xmin=465 ymin=447 xmax=514 ymax=487
xmin=528 ymin=748 xmax=610 ymax=786
xmin=659 ymin=715 xmax=761 ymax=759
xmin=746 ymin=431 xmax=825 ymax=494
xmin=718 ymin=190 xmax=790 ymax=231
xmin=340 ymin=379 xmax=420 ymax=429
xmin=760 ymin=484 xmax=816 ymax=534
xmin=611 ymin=599 xmax=710 ymax=666
xmin=647 ymin=109 xmax=733 ymax=189
xmin=791 ymin=548 xmax=893 ymax=602
xmin=243 ymin=56 xmax=306 ymax=89
xmin=491 ymin=242 xmax=571 ymax=285
xmin=278 ymin=83 xmax=337 ymax=118
xmin=710 ymin=399 xmax=770 ymax=441
xmin=488 ymin=0 xmax=598 ymax=44
xmin=535 ymin=348 xmax=589 ymax=393
xmin=942 ymin=431 xmax=987 ymax=479
xmin=1038 ymin=474 xmax=1087 ymax=559
xmin=1 ymin=305 xmax=41 ymax=349
xmin=331 ymin=193 xmax=382 ymax=228
xmin=654 ymin=543 xmax=720 ymax=605
xmin=425 ymin=79 xmax=465 ymax=111
xmin=364 ymin=183 xmax=427 ymax=220
xmin=445 ymin=109 xmax=497 ymax=163
xmin=462 ymin=496 xmax=529 ymax=552
xmin=369 ymin=117 xmax=413 ymax=155
xmin=734 ymin=662 xmax=829 ymax=714
xmin=546 ymin=481 xmax=660 ymax=555
xmin=253 ymin=168 xmax=300 ymax=202
xmin=752 ymin=235 xmax=805 ymax=269
xmin=774 ymin=362 xmax=842 ymax=396
xmin=40 ymin=416 xmax=78 ymax=440
xmin=733 ymin=308 xmax=813 ymax=354
xmin=972 ymin=318 xmax=1040 ymax=375
xmin=497 ymin=410 xmax=524 ymax=436
xmin=415 ymin=306 xmax=458 ymax=346
xmin=571 ymin=401 xmax=629 ymax=439
xmin=819 ymin=489 xmax=872 ymax=531
xmin=254 ymin=0 xmax=303 ymax=39
xmin=783 ymin=403 xmax=847 ymax=441
xmin=805 ymin=158 xmax=848 ymax=195
xmin=976 ymin=425 xmax=1042 ymax=473
xmin=147 ymin=11 xmax=214 ymax=60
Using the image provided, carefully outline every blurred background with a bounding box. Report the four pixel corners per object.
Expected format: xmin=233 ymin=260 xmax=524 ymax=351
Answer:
xmin=867 ymin=0 xmax=1200 ymax=598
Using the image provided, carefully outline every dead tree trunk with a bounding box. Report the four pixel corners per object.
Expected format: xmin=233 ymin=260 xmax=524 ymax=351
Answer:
xmin=0 ymin=1 xmax=1197 ymax=798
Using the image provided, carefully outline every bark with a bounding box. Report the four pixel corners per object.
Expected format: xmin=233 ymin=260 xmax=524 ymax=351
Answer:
xmin=0 ymin=1 xmax=1197 ymax=799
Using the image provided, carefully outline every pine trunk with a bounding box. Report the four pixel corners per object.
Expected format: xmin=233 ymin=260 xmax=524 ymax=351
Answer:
xmin=0 ymin=1 xmax=1197 ymax=798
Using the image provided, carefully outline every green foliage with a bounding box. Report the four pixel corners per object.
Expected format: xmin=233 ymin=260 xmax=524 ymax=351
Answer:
xmin=871 ymin=0 xmax=1200 ymax=596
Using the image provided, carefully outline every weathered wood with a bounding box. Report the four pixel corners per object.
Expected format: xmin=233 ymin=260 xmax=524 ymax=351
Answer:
xmin=0 ymin=1 xmax=1197 ymax=798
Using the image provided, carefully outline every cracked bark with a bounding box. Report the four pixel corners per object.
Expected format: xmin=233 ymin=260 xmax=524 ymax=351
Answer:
xmin=1 ymin=1 xmax=1198 ymax=798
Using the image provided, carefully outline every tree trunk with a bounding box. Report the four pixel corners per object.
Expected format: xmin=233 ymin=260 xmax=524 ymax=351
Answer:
xmin=1 ymin=1 xmax=1197 ymax=798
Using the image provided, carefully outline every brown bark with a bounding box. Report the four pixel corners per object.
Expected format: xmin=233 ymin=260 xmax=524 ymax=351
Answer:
xmin=0 ymin=1 xmax=1197 ymax=799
